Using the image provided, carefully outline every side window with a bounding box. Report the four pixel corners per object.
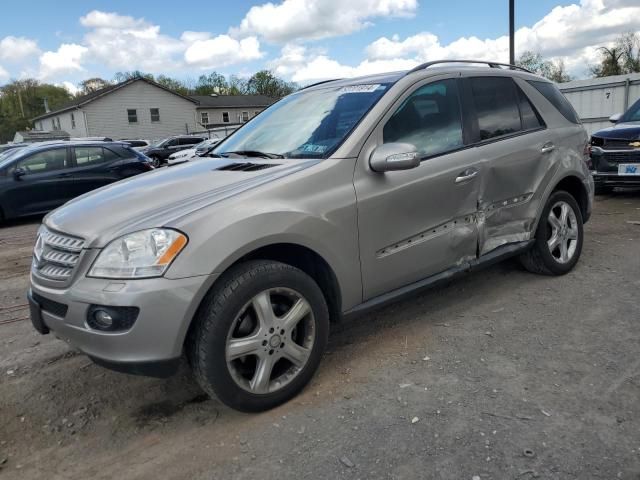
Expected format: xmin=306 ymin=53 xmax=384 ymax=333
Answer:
xmin=517 ymin=87 xmax=545 ymax=130
xmin=527 ymin=80 xmax=581 ymax=124
xmin=383 ymin=79 xmax=463 ymax=158
xmin=165 ymin=139 xmax=178 ymax=147
xmin=242 ymin=111 xmax=249 ymax=122
xmin=150 ymin=108 xmax=160 ymax=123
xmin=103 ymin=148 xmax=121 ymax=161
xmin=74 ymin=147 xmax=106 ymax=166
xmin=17 ymin=149 xmax=68 ymax=174
xmin=470 ymin=77 xmax=521 ymax=141
xmin=181 ymin=137 xmax=202 ymax=146
xmin=127 ymin=109 xmax=138 ymax=124
xmin=201 ymin=112 xmax=209 ymax=125
xmin=222 ymin=112 xmax=230 ymax=123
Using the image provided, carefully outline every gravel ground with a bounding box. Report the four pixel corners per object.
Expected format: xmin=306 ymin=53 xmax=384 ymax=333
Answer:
xmin=1 ymin=192 xmax=639 ymax=480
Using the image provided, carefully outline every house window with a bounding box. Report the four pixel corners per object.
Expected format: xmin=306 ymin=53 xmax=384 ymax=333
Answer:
xmin=71 ymin=113 xmax=76 ymax=129
xmin=56 ymin=118 xmax=61 ymax=130
xmin=51 ymin=119 xmax=56 ymax=130
xmin=241 ymin=111 xmax=249 ymax=122
xmin=150 ymin=108 xmax=160 ymax=122
xmin=127 ymin=109 xmax=138 ymax=123
xmin=222 ymin=111 xmax=230 ymax=123
xmin=200 ymin=112 xmax=209 ymax=125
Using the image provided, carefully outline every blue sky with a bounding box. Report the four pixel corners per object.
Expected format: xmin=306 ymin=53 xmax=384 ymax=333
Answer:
xmin=0 ymin=0 xmax=638 ymax=90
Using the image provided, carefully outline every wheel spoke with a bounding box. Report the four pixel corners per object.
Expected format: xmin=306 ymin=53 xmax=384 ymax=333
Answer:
xmin=250 ymin=355 xmax=275 ymax=393
xmin=567 ymin=227 xmax=578 ymax=240
xmin=560 ymin=203 xmax=570 ymax=227
xmin=281 ymin=298 xmax=311 ymax=332
xmin=548 ymin=211 xmax=562 ymax=230
xmin=252 ymin=291 xmax=276 ymax=330
xmin=281 ymin=341 xmax=311 ymax=368
xmin=560 ymin=239 xmax=569 ymax=263
xmin=227 ymin=336 xmax=263 ymax=361
xmin=547 ymin=234 xmax=560 ymax=252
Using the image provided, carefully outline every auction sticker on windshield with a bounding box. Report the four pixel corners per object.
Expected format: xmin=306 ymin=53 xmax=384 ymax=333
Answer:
xmin=339 ymin=84 xmax=383 ymax=93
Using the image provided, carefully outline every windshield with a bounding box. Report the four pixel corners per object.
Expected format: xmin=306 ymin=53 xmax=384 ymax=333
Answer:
xmin=213 ymin=83 xmax=390 ymax=159
xmin=621 ymin=98 xmax=640 ymax=123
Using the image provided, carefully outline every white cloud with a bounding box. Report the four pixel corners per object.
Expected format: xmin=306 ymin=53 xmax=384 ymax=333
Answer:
xmin=59 ymin=81 xmax=80 ymax=95
xmin=358 ymin=0 xmax=640 ymax=78
xmin=39 ymin=43 xmax=88 ymax=79
xmin=0 ymin=65 xmax=9 ymax=82
xmin=0 ymin=36 xmax=40 ymax=62
xmin=233 ymin=0 xmax=417 ymax=43
xmin=184 ymin=35 xmax=263 ymax=68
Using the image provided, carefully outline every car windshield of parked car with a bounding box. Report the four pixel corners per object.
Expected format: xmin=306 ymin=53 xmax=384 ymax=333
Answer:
xmin=213 ymin=83 xmax=391 ymax=159
xmin=620 ymin=98 xmax=640 ymax=123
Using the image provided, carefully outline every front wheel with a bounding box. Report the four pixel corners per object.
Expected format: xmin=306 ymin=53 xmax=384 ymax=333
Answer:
xmin=187 ymin=260 xmax=330 ymax=412
xmin=150 ymin=156 xmax=162 ymax=168
xmin=520 ymin=190 xmax=584 ymax=275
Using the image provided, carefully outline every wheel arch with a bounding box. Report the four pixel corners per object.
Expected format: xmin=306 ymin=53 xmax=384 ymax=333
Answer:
xmin=551 ymin=175 xmax=590 ymax=223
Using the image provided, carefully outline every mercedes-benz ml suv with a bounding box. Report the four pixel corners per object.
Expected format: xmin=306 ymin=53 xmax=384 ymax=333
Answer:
xmin=28 ymin=60 xmax=593 ymax=412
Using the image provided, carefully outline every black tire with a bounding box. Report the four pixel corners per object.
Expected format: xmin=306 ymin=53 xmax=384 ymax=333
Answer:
xmin=187 ymin=260 xmax=330 ymax=412
xmin=150 ymin=156 xmax=162 ymax=168
xmin=594 ymin=184 xmax=613 ymax=195
xmin=519 ymin=190 xmax=584 ymax=276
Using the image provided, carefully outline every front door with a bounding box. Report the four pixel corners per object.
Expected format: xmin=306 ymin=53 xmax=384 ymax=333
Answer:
xmin=354 ymin=77 xmax=481 ymax=300
xmin=4 ymin=146 xmax=72 ymax=216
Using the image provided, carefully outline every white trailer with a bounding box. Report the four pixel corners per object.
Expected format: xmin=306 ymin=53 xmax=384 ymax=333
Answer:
xmin=558 ymin=73 xmax=640 ymax=136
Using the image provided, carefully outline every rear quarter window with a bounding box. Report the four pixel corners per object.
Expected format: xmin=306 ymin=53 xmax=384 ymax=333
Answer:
xmin=527 ymin=80 xmax=581 ymax=124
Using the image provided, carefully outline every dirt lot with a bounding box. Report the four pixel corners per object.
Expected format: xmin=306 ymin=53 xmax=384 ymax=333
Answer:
xmin=1 ymin=192 xmax=639 ymax=480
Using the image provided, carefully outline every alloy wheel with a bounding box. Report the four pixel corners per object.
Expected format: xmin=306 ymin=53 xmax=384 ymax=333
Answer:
xmin=546 ymin=200 xmax=579 ymax=264
xmin=225 ymin=288 xmax=315 ymax=394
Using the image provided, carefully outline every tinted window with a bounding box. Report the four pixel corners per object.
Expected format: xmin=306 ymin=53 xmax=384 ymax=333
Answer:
xmin=517 ymin=87 xmax=545 ymax=130
xmin=620 ymin=98 xmax=640 ymax=123
xmin=75 ymin=147 xmax=106 ymax=166
xmin=383 ymin=79 xmax=463 ymax=157
xmin=16 ymin=148 xmax=68 ymax=174
xmin=180 ymin=137 xmax=203 ymax=146
xmin=471 ymin=77 xmax=521 ymax=140
xmin=528 ymin=80 xmax=580 ymax=124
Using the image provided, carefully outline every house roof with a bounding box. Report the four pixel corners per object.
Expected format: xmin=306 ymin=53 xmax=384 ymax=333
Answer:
xmin=191 ymin=94 xmax=276 ymax=109
xmin=32 ymin=77 xmax=198 ymax=121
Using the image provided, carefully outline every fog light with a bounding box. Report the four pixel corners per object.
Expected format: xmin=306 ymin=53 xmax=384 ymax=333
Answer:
xmin=93 ymin=310 xmax=113 ymax=329
xmin=87 ymin=305 xmax=139 ymax=332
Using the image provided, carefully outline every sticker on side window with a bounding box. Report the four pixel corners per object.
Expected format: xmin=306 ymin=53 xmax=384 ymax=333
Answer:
xmin=300 ymin=144 xmax=327 ymax=153
xmin=339 ymin=84 xmax=382 ymax=93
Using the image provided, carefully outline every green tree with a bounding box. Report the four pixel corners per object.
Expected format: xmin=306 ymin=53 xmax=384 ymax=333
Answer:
xmin=226 ymin=75 xmax=248 ymax=95
xmin=591 ymin=32 xmax=640 ymax=77
xmin=246 ymin=70 xmax=297 ymax=97
xmin=0 ymin=79 xmax=72 ymax=142
xmin=155 ymin=75 xmax=190 ymax=96
xmin=113 ymin=70 xmax=154 ymax=83
xmin=516 ymin=51 xmax=572 ymax=83
xmin=79 ymin=77 xmax=111 ymax=95
xmin=194 ymin=72 xmax=228 ymax=95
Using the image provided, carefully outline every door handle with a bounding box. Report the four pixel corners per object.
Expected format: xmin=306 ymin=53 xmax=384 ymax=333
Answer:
xmin=455 ymin=168 xmax=479 ymax=183
xmin=541 ymin=142 xmax=555 ymax=153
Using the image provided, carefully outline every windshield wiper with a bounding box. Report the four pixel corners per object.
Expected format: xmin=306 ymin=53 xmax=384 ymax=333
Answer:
xmin=220 ymin=150 xmax=285 ymax=159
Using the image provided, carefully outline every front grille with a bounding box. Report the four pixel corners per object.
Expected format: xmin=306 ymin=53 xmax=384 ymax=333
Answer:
xmin=601 ymin=151 xmax=640 ymax=163
xmin=33 ymin=228 xmax=85 ymax=282
xmin=604 ymin=139 xmax=638 ymax=150
xmin=32 ymin=292 xmax=68 ymax=318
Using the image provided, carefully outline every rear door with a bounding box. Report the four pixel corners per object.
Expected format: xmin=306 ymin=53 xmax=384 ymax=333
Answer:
xmin=64 ymin=146 xmax=122 ymax=200
xmin=354 ymin=76 xmax=481 ymax=300
xmin=463 ymin=75 xmax=549 ymax=255
xmin=3 ymin=146 xmax=72 ymax=216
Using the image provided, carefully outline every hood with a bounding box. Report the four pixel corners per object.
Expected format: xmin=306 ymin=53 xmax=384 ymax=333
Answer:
xmin=592 ymin=121 xmax=640 ymax=140
xmin=45 ymin=157 xmax=319 ymax=247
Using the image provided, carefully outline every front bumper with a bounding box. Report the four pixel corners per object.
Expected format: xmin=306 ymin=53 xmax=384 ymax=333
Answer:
xmin=29 ymin=272 xmax=216 ymax=376
xmin=592 ymin=171 xmax=640 ymax=188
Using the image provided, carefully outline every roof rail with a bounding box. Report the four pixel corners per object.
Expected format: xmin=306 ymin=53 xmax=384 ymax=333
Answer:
xmin=406 ymin=60 xmax=533 ymax=75
xmin=300 ymin=78 xmax=342 ymax=90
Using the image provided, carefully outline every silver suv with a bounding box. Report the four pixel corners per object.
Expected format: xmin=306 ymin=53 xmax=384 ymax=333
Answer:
xmin=28 ymin=60 xmax=593 ymax=412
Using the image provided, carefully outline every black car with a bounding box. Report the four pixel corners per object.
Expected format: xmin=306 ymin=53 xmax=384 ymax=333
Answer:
xmin=590 ymin=98 xmax=640 ymax=194
xmin=0 ymin=141 xmax=153 ymax=222
xmin=141 ymin=135 xmax=206 ymax=167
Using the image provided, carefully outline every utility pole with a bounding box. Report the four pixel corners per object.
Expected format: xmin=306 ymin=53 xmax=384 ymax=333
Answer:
xmin=509 ymin=0 xmax=515 ymax=65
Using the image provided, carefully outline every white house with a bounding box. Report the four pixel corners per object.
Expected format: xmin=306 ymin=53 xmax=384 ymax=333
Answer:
xmin=32 ymin=77 xmax=275 ymax=142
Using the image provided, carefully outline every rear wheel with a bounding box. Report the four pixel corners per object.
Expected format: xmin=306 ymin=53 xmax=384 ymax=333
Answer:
xmin=520 ymin=191 xmax=584 ymax=275
xmin=187 ymin=260 xmax=329 ymax=412
xmin=150 ymin=156 xmax=162 ymax=168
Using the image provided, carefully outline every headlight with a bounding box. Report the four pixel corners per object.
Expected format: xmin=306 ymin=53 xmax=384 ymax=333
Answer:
xmin=88 ymin=229 xmax=188 ymax=279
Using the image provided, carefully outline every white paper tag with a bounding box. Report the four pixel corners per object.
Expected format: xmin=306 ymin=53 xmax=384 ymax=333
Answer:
xmin=339 ymin=84 xmax=381 ymax=93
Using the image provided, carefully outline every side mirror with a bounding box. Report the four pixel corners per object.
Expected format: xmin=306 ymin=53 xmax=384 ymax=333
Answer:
xmin=369 ymin=143 xmax=420 ymax=173
xmin=13 ymin=167 xmax=26 ymax=179
xmin=609 ymin=113 xmax=622 ymax=123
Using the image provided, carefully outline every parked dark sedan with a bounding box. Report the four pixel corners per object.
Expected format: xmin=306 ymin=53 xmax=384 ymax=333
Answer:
xmin=141 ymin=135 xmax=206 ymax=167
xmin=590 ymin=98 xmax=640 ymax=194
xmin=0 ymin=141 xmax=153 ymax=222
